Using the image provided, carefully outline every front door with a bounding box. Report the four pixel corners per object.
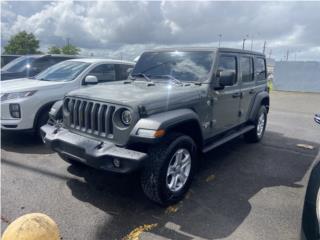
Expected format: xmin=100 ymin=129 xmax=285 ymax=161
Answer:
xmin=211 ymin=54 xmax=241 ymax=136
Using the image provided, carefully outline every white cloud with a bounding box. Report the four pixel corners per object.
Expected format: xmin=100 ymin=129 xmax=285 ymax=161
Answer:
xmin=1 ymin=1 xmax=320 ymax=61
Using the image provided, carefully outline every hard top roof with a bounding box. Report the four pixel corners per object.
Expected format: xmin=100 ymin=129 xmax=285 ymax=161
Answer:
xmin=66 ymin=58 xmax=135 ymax=65
xmin=143 ymin=47 xmax=265 ymax=56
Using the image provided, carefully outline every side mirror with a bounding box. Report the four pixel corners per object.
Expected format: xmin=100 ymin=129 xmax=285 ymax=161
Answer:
xmin=84 ymin=75 xmax=98 ymax=84
xmin=218 ymin=70 xmax=235 ymax=87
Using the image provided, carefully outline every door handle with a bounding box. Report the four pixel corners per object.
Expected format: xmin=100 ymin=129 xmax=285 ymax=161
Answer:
xmin=249 ymin=89 xmax=255 ymax=94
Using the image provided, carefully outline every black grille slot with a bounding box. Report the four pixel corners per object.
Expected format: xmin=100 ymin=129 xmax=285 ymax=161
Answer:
xmin=106 ymin=106 xmax=115 ymax=135
xmin=79 ymin=101 xmax=86 ymax=129
xmin=85 ymin=102 xmax=93 ymax=130
xmin=64 ymin=97 xmax=115 ymax=138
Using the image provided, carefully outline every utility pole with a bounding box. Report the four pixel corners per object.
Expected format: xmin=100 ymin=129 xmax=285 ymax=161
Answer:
xmin=218 ymin=34 xmax=222 ymax=47
xmin=286 ymin=50 xmax=289 ymax=61
xmin=242 ymin=34 xmax=249 ymax=50
xmin=250 ymin=35 xmax=254 ymax=51
xmin=66 ymin=38 xmax=70 ymax=46
xmin=268 ymin=49 xmax=272 ymax=59
xmin=262 ymin=40 xmax=266 ymax=54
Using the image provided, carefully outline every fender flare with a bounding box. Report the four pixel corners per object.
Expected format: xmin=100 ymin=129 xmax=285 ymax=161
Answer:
xmin=130 ymin=108 xmax=203 ymax=139
xmin=48 ymin=100 xmax=63 ymax=120
xmin=248 ymin=92 xmax=270 ymax=121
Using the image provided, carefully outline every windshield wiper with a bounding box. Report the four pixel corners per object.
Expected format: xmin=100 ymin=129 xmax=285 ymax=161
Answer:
xmin=149 ymin=75 xmax=183 ymax=85
xmin=130 ymin=73 xmax=152 ymax=82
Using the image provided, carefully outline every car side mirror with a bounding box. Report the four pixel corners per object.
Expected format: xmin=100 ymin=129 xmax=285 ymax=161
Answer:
xmin=84 ymin=75 xmax=98 ymax=84
xmin=218 ymin=70 xmax=235 ymax=87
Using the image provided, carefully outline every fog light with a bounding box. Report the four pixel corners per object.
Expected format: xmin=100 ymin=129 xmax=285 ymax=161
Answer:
xmin=9 ymin=104 xmax=21 ymax=118
xmin=113 ymin=158 xmax=121 ymax=168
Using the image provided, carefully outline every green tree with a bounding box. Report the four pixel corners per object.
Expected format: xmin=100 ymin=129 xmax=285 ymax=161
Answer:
xmin=4 ymin=31 xmax=40 ymax=54
xmin=48 ymin=46 xmax=61 ymax=54
xmin=61 ymin=44 xmax=80 ymax=55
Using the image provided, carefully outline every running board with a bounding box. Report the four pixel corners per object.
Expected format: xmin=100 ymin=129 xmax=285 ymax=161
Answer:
xmin=203 ymin=125 xmax=255 ymax=153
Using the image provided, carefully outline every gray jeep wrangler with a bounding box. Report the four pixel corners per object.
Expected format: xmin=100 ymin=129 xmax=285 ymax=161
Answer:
xmin=41 ymin=48 xmax=269 ymax=205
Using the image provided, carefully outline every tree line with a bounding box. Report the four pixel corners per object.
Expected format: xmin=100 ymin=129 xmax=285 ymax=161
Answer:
xmin=3 ymin=31 xmax=80 ymax=55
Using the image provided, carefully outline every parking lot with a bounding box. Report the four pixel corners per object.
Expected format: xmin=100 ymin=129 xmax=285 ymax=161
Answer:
xmin=1 ymin=91 xmax=319 ymax=240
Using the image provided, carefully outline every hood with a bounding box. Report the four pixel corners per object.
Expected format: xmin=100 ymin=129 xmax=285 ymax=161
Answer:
xmin=0 ymin=78 xmax=68 ymax=93
xmin=67 ymin=81 xmax=207 ymax=114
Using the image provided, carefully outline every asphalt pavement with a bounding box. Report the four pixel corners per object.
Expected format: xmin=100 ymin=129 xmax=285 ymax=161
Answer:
xmin=1 ymin=91 xmax=320 ymax=240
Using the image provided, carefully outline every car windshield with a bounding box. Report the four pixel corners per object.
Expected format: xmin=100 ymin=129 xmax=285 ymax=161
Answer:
xmin=131 ymin=51 xmax=215 ymax=82
xmin=1 ymin=56 xmax=36 ymax=72
xmin=34 ymin=61 xmax=90 ymax=81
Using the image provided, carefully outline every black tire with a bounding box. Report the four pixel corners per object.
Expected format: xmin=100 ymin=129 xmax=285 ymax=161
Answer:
xmin=244 ymin=105 xmax=267 ymax=143
xmin=140 ymin=133 xmax=198 ymax=205
xmin=36 ymin=111 xmax=49 ymax=143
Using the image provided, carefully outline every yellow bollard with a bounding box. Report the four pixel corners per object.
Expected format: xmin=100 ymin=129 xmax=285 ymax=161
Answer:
xmin=2 ymin=213 xmax=60 ymax=240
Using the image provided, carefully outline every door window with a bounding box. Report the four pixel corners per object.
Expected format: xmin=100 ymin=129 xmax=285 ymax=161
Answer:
xmin=255 ymin=57 xmax=267 ymax=81
xmin=32 ymin=57 xmax=53 ymax=72
xmin=218 ymin=55 xmax=237 ymax=84
xmin=240 ymin=57 xmax=254 ymax=83
xmin=116 ymin=64 xmax=133 ymax=80
xmin=87 ymin=64 xmax=115 ymax=82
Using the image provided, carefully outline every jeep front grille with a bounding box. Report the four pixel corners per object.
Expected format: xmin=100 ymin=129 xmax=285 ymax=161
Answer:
xmin=63 ymin=97 xmax=115 ymax=138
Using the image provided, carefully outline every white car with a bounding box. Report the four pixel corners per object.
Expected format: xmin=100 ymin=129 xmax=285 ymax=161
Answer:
xmin=0 ymin=58 xmax=134 ymax=137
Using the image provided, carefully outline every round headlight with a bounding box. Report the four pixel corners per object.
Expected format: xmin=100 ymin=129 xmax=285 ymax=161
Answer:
xmin=121 ymin=110 xmax=132 ymax=125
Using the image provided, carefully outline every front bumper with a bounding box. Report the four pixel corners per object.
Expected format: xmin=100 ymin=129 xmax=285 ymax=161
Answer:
xmin=41 ymin=124 xmax=148 ymax=173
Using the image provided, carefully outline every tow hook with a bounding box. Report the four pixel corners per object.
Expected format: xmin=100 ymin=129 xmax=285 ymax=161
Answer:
xmin=53 ymin=120 xmax=63 ymax=134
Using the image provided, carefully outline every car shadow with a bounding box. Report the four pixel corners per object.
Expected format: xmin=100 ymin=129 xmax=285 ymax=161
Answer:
xmin=1 ymin=131 xmax=53 ymax=154
xmin=65 ymin=131 xmax=319 ymax=240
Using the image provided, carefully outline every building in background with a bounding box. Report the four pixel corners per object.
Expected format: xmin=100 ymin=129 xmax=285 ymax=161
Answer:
xmin=273 ymin=61 xmax=320 ymax=93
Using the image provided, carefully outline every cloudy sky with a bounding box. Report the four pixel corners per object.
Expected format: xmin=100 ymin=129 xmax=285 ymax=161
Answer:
xmin=1 ymin=1 xmax=320 ymax=61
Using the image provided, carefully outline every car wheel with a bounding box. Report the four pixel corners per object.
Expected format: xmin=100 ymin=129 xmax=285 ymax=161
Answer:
xmin=36 ymin=111 xmax=49 ymax=143
xmin=140 ymin=133 xmax=197 ymax=205
xmin=244 ymin=105 xmax=267 ymax=143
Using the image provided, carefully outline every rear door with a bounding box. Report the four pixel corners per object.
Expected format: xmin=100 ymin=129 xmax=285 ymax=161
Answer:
xmin=211 ymin=54 xmax=241 ymax=135
xmin=84 ymin=64 xmax=116 ymax=84
xmin=239 ymin=55 xmax=256 ymax=123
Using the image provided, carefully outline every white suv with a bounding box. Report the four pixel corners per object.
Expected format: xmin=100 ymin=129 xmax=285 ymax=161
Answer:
xmin=1 ymin=58 xmax=134 ymax=137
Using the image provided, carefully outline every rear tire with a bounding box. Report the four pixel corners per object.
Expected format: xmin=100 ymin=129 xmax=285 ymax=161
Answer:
xmin=140 ymin=133 xmax=197 ymax=205
xmin=244 ymin=105 xmax=267 ymax=143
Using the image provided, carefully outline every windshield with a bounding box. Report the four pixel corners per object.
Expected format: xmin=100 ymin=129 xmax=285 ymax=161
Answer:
xmin=2 ymin=56 xmax=36 ymax=72
xmin=132 ymin=51 xmax=215 ymax=82
xmin=34 ymin=61 xmax=90 ymax=81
